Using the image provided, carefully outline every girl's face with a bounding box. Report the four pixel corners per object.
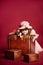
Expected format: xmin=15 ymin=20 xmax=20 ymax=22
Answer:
xmin=22 ymin=30 xmax=28 ymax=35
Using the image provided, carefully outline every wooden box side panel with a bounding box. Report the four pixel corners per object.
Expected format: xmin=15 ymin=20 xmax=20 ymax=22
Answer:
xmin=8 ymin=35 xmax=35 ymax=54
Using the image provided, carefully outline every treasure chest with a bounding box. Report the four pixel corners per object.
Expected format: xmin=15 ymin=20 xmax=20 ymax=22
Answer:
xmin=5 ymin=49 xmax=22 ymax=60
xmin=7 ymin=34 xmax=35 ymax=54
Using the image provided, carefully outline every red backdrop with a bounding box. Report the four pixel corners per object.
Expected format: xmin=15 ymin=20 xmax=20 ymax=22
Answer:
xmin=0 ymin=0 xmax=43 ymax=65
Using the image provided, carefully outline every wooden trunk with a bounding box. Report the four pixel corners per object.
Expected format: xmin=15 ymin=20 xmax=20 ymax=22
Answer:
xmin=5 ymin=49 xmax=22 ymax=60
xmin=23 ymin=54 xmax=39 ymax=62
xmin=7 ymin=34 xmax=35 ymax=54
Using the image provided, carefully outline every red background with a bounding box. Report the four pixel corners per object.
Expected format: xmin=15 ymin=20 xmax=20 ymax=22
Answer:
xmin=0 ymin=0 xmax=43 ymax=65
